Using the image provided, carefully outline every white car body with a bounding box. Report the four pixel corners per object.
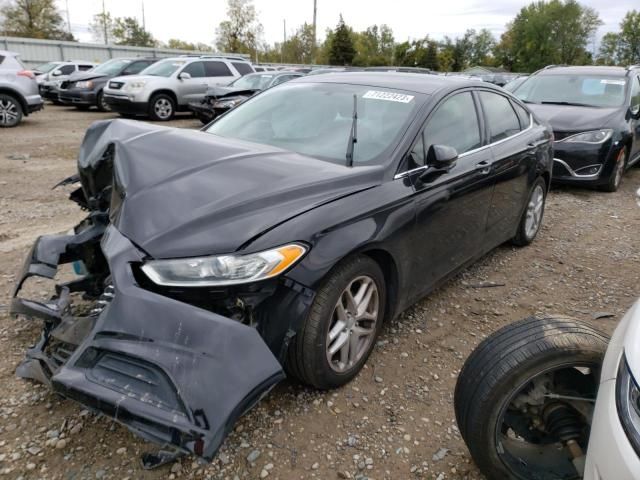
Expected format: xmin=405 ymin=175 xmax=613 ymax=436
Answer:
xmin=584 ymin=300 xmax=640 ymax=479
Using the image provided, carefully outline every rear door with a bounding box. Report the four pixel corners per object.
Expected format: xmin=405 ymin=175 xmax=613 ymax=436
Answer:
xmin=405 ymin=90 xmax=495 ymax=299
xmin=204 ymin=61 xmax=237 ymax=87
xmin=478 ymin=90 xmax=543 ymax=248
xmin=629 ymin=74 xmax=640 ymax=165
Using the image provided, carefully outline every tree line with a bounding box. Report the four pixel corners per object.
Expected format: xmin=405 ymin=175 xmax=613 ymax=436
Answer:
xmin=1 ymin=0 xmax=639 ymax=72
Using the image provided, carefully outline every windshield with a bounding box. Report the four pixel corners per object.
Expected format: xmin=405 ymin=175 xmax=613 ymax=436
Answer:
xmin=92 ymin=58 xmax=132 ymax=75
xmin=515 ymin=74 xmax=627 ymax=108
xmin=229 ymin=74 xmax=276 ymax=90
xmin=142 ymin=59 xmax=186 ymax=77
xmin=34 ymin=62 xmax=60 ymax=73
xmin=206 ymin=83 xmax=423 ymax=165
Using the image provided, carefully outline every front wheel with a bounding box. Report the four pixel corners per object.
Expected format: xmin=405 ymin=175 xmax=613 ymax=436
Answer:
xmin=600 ymin=147 xmax=627 ymax=193
xmin=286 ymin=255 xmax=386 ymax=390
xmin=454 ymin=317 xmax=609 ymax=480
xmin=149 ymin=93 xmax=175 ymax=121
xmin=96 ymin=90 xmax=110 ymax=112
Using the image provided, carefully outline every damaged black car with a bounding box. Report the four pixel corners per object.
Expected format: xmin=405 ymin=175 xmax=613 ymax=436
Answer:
xmin=188 ymin=71 xmax=303 ymax=124
xmin=11 ymin=73 xmax=553 ymax=464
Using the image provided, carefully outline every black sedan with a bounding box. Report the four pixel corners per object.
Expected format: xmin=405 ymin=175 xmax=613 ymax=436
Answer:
xmin=188 ymin=71 xmax=303 ymax=123
xmin=514 ymin=65 xmax=640 ymax=191
xmin=11 ymin=73 xmax=552 ymax=463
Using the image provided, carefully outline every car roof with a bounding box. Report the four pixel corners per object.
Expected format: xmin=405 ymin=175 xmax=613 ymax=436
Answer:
xmin=537 ymin=65 xmax=628 ymax=77
xmin=0 ymin=50 xmax=18 ymax=57
xmin=293 ymin=72 xmax=487 ymax=95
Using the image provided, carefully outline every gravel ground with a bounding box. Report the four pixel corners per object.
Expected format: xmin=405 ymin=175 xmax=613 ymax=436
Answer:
xmin=1 ymin=104 xmax=639 ymax=480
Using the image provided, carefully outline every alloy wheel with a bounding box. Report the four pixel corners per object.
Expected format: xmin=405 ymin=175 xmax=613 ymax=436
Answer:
xmin=326 ymin=275 xmax=379 ymax=373
xmin=524 ymin=185 xmax=544 ymax=240
xmin=0 ymin=98 xmax=19 ymax=126
xmin=154 ymin=98 xmax=172 ymax=120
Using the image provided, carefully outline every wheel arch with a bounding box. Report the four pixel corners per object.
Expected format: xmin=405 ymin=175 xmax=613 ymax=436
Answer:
xmin=360 ymin=248 xmax=400 ymax=322
xmin=0 ymin=87 xmax=27 ymax=114
xmin=150 ymin=89 xmax=178 ymax=106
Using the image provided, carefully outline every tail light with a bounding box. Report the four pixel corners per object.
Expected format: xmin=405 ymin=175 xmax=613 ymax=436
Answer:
xmin=17 ymin=70 xmax=35 ymax=79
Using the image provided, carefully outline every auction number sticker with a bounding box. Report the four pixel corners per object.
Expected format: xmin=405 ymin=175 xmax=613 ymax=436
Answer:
xmin=363 ymin=90 xmax=414 ymax=103
xmin=600 ymin=79 xmax=625 ymax=85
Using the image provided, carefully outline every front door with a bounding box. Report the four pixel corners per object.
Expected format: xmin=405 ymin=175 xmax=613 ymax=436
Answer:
xmin=177 ymin=61 xmax=209 ymax=105
xmin=406 ymin=90 xmax=495 ymax=299
xmin=629 ymin=74 xmax=640 ymax=165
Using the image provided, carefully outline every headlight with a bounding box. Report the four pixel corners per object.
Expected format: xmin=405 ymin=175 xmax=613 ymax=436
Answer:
xmin=214 ymin=98 xmax=245 ymax=109
xmin=562 ymin=129 xmax=613 ymax=144
xmin=141 ymin=243 xmax=307 ymax=287
xmin=616 ymin=354 xmax=640 ymax=455
xmin=75 ymin=80 xmax=94 ymax=89
xmin=125 ymin=81 xmax=146 ymax=92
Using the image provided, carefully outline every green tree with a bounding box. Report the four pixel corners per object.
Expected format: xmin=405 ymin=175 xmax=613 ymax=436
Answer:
xmin=501 ymin=0 xmax=601 ymax=72
xmin=353 ymin=24 xmax=395 ymax=66
xmin=111 ymin=17 xmax=155 ymax=47
xmin=328 ymin=15 xmax=356 ymax=65
xmin=166 ymin=39 xmax=210 ymax=51
xmin=215 ymin=0 xmax=263 ymax=55
xmin=469 ymin=28 xmax=496 ymax=65
xmin=89 ymin=12 xmax=115 ymax=44
xmin=597 ymin=32 xmax=621 ymax=65
xmin=618 ymin=10 xmax=640 ymax=64
xmin=0 ymin=0 xmax=74 ymax=40
xmin=280 ymin=23 xmax=316 ymax=64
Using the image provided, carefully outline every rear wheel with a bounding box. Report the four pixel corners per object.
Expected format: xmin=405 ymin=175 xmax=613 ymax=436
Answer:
xmin=512 ymin=177 xmax=546 ymax=246
xmin=286 ymin=255 xmax=386 ymax=389
xmin=454 ymin=317 xmax=609 ymax=480
xmin=0 ymin=93 xmax=23 ymax=127
xmin=149 ymin=93 xmax=175 ymax=121
xmin=600 ymin=147 xmax=627 ymax=192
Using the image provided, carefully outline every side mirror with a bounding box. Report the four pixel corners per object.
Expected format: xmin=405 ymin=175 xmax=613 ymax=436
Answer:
xmin=427 ymin=144 xmax=458 ymax=170
xmin=178 ymin=72 xmax=192 ymax=80
xmin=51 ymin=70 xmax=62 ymax=76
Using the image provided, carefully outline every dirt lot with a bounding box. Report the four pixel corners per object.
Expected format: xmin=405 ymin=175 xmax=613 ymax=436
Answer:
xmin=1 ymin=104 xmax=639 ymax=480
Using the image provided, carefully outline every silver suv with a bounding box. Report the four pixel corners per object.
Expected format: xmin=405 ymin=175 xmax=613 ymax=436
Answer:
xmin=103 ymin=55 xmax=254 ymax=120
xmin=0 ymin=50 xmax=43 ymax=127
xmin=34 ymin=60 xmax=97 ymax=104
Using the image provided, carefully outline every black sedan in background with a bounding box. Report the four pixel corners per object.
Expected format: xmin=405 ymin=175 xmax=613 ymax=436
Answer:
xmin=11 ymin=73 xmax=552 ymax=462
xmin=188 ymin=71 xmax=303 ymax=123
xmin=59 ymin=57 xmax=157 ymax=111
xmin=514 ymin=65 xmax=640 ymax=191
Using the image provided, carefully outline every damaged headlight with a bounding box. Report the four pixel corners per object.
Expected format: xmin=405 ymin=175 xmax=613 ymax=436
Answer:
xmin=141 ymin=243 xmax=307 ymax=286
xmin=616 ymin=354 xmax=640 ymax=456
xmin=214 ymin=97 xmax=246 ymax=109
xmin=562 ymin=129 xmax=613 ymax=144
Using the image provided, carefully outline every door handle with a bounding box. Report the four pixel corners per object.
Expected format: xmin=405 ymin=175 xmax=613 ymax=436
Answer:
xmin=475 ymin=160 xmax=491 ymax=175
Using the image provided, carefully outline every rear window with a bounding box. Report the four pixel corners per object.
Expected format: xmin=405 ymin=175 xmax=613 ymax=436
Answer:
xmin=205 ymin=61 xmax=233 ymax=77
xmin=232 ymin=62 xmax=253 ymax=76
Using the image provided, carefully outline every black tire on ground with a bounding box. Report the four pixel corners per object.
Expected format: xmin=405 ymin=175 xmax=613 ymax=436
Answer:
xmin=285 ymin=255 xmax=386 ymax=390
xmin=148 ymin=93 xmax=175 ymax=121
xmin=198 ymin=115 xmax=212 ymax=125
xmin=0 ymin=93 xmax=23 ymax=127
xmin=512 ymin=176 xmax=547 ymax=246
xmin=75 ymin=105 xmax=90 ymax=111
xmin=600 ymin=147 xmax=627 ymax=193
xmin=454 ymin=316 xmax=609 ymax=480
xmin=96 ymin=90 xmax=110 ymax=112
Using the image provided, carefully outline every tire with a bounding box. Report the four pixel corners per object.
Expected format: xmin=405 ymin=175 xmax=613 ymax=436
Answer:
xmin=198 ymin=115 xmax=212 ymax=125
xmin=149 ymin=93 xmax=175 ymax=121
xmin=75 ymin=105 xmax=90 ymax=111
xmin=454 ymin=316 xmax=609 ymax=480
xmin=0 ymin=93 xmax=23 ymax=127
xmin=286 ymin=255 xmax=386 ymax=390
xmin=512 ymin=177 xmax=546 ymax=246
xmin=600 ymin=147 xmax=627 ymax=193
xmin=96 ymin=90 xmax=110 ymax=112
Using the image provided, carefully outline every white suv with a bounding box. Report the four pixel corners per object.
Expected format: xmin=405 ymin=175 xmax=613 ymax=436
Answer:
xmin=103 ymin=55 xmax=254 ymax=120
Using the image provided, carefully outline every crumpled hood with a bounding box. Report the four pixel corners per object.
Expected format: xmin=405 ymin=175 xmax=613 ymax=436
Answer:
xmin=77 ymin=119 xmax=382 ymax=259
xmin=68 ymin=71 xmax=108 ymax=82
xmin=527 ymin=103 xmax=621 ymax=132
xmin=204 ymin=85 xmax=259 ymax=99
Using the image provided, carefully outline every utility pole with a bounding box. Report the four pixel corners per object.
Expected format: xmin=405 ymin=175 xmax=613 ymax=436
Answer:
xmin=141 ymin=1 xmax=146 ymax=30
xmin=102 ymin=0 xmax=108 ymax=45
xmin=281 ymin=19 xmax=286 ymax=63
xmin=312 ymin=0 xmax=317 ymax=64
xmin=65 ymin=0 xmax=71 ymax=35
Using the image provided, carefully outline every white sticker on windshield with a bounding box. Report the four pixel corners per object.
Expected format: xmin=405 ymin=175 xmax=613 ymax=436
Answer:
xmin=600 ymin=79 xmax=625 ymax=85
xmin=363 ymin=90 xmax=414 ymax=103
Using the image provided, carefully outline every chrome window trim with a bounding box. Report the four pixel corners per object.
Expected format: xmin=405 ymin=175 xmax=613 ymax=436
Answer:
xmin=394 ymin=113 xmax=534 ymax=180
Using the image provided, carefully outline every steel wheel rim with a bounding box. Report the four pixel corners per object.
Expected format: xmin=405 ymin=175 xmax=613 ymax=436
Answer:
xmin=524 ymin=185 xmax=544 ymax=239
xmin=0 ymin=99 xmax=19 ymax=125
xmin=326 ymin=275 xmax=379 ymax=373
xmin=494 ymin=362 xmax=599 ymax=480
xmin=613 ymin=150 xmax=625 ymax=188
xmin=154 ymin=98 xmax=172 ymax=119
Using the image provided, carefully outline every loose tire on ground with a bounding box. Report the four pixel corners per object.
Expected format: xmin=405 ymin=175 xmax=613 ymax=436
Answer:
xmin=454 ymin=316 xmax=609 ymax=480
xmin=286 ymin=255 xmax=386 ymax=390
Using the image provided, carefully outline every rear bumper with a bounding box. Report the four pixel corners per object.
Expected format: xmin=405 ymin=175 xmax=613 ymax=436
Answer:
xmin=103 ymin=94 xmax=148 ymax=116
xmin=24 ymin=94 xmax=44 ymax=114
xmin=10 ymin=225 xmax=284 ymax=461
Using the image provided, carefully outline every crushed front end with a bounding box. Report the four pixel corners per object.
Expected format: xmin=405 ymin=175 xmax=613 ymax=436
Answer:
xmin=9 ymin=119 xmax=294 ymax=463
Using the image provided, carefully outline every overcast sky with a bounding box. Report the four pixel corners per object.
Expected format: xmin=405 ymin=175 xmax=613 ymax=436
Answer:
xmin=58 ymin=0 xmax=634 ymax=49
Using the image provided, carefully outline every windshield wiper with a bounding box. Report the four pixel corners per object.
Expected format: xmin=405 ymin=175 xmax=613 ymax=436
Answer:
xmin=345 ymin=94 xmax=358 ymax=167
xmin=540 ymin=101 xmax=598 ymax=108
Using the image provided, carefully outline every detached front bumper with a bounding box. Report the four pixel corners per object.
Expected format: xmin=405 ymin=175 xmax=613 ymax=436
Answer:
xmin=10 ymin=225 xmax=284 ymax=461
xmin=59 ymin=89 xmax=97 ymax=106
xmin=187 ymin=101 xmax=215 ymax=121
